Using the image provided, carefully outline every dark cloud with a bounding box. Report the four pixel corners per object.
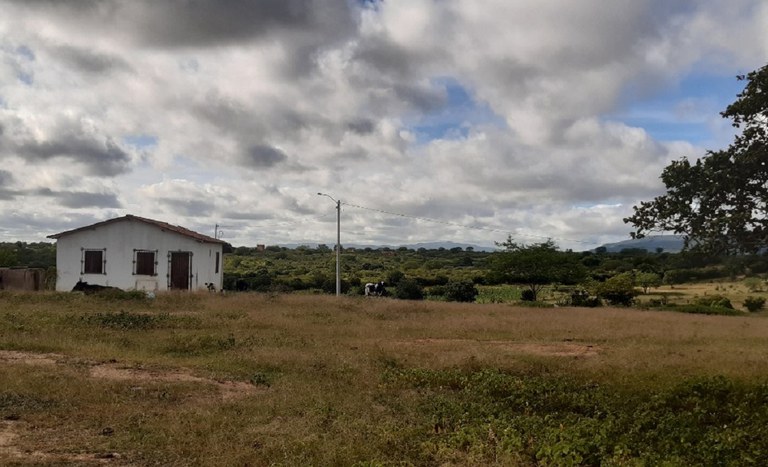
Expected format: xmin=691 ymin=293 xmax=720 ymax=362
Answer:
xmin=131 ymin=0 xmax=353 ymax=48
xmin=17 ymin=135 xmax=131 ymax=177
xmin=54 ymin=45 xmax=132 ymax=74
xmin=157 ymin=197 xmax=216 ymax=217
xmin=393 ymin=84 xmax=446 ymax=113
xmin=0 ymin=170 xmax=11 ymax=185
xmin=34 ymin=188 xmax=122 ymax=208
xmin=353 ymin=37 xmax=418 ymax=78
xmin=8 ymin=0 xmax=355 ymax=48
xmin=243 ymin=144 xmax=288 ymax=168
xmin=347 ymin=118 xmax=375 ymax=134
xmin=0 ymin=170 xmax=17 ymax=200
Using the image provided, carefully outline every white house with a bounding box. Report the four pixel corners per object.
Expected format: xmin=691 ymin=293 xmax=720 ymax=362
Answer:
xmin=48 ymin=215 xmax=229 ymax=292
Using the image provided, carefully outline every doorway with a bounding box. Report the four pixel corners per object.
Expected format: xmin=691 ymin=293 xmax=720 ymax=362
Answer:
xmin=169 ymin=251 xmax=192 ymax=290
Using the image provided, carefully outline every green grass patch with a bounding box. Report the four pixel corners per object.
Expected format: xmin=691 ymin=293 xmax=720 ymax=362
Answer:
xmin=382 ymin=367 xmax=768 ymax=466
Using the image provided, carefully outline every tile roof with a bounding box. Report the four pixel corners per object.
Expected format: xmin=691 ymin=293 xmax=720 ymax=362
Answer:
xmin=47 ymin=214 xmax=228 ymax=245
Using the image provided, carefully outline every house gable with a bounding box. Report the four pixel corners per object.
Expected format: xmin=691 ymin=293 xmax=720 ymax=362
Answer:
xmin=48 ymin=215 xmax=227 ymax=292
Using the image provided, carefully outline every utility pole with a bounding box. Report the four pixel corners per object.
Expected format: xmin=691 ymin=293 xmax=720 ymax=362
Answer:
xmin=317 ymin=193 xmax=341 ymax=296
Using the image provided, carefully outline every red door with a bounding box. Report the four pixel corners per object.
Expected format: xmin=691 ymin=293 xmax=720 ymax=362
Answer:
xmin=169 ymin=252 xmax=191 ymax=290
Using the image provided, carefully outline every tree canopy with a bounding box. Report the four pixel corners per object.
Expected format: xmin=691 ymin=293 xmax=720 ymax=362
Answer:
xmin=489 ymin=238 xmax=586 ymax=301
xmin=625 ymin=64 xmax=768 ymax=255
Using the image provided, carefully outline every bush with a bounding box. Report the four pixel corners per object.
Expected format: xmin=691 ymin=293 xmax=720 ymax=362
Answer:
xmin=744 ymin=296 xmax=766 ymax=312
xmin=674 ymin=305 xmax=742 ymax=316
xmin=394 ymin=279 xmax=424 ymax=300
xmin=570 ymin=290 xmax=601 ymax=307
xmin=694 ymin=295 xmax=733 ymax=309
xmin=443 ymin=280 xmax=478 ymax=302
xmin=520 ymin=289 xmax=536 ymax=301
xmin=595 ymin=273 xmax=637 ymax=306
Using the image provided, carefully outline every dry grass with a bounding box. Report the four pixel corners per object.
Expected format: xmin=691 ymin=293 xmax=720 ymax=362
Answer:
xmin=641 ymin=278 xmax=768 ymax=311
xmin=1 ymin=291 xmax=768 ymax=465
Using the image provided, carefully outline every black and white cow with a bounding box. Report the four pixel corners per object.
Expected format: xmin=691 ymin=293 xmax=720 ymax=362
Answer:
xmin=364 ymin=281 xmax=386 ymax=297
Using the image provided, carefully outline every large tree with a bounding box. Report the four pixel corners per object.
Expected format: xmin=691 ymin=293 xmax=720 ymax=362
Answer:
xmin=625 ymin=64 xmax=768 ymax=255
xmin=489 ymin=238 xmax=586 ymax=301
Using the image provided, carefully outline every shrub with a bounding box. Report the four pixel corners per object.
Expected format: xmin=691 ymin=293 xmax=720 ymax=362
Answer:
xmin=394 ymin=278 xmax=424 ymax=300
xmin=674 ymin=305 xmax=742 ymax=316
xmin=443 ymin=280 xmax=478 ymax=302
xmin=570 ymin=289 xmax=601 ymax=307
xmin=743 ymin=296 xmax=766 ymax=312
xmin=694 ymin=295 xmax=733 ymax=309
xmin=595 ymin=273 xmax=637 ymax=306
xmin=520 ymin=289 xmax=536 ymax=301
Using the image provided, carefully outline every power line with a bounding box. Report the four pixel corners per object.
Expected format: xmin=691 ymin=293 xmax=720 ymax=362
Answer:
xmin=340 ymin=201 xmax=597 ymax=246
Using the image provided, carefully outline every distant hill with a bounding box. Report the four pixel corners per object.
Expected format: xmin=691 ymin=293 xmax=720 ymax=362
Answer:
xmin=596 ymin=235 xmax=685 ymax=253
xmin=277 ymin=241 xmax=497 ymax=252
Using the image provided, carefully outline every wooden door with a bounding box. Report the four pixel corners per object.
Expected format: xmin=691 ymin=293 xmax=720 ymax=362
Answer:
xmin=169 ymin=252 xmax=191 ymax=290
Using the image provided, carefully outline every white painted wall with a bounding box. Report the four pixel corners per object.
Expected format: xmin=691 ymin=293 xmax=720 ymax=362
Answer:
xmin=54 ymin=219 xmax=224 ymax=292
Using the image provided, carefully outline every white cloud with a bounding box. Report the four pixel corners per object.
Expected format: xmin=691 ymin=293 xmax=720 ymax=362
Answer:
xmin=0 ymin=0 xmax=766 ymax=249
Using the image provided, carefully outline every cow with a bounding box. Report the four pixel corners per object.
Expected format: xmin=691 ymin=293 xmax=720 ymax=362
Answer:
xmin=71 ymin=280 xmax=119 ymax=295
xmin=365 ymin=281 xmax=386 ymax=297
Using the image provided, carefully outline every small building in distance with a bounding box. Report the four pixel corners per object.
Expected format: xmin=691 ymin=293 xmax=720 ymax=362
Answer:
xmin=48 ymin=215 xmax=229 ymax=292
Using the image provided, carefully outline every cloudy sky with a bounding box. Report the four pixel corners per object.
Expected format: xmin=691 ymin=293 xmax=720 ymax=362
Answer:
xmin=1 ymin=0 xmax=766 ymax=250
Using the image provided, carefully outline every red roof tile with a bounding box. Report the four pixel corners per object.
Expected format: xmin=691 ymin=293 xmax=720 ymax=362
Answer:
xmin=47 ymin=214 xmax=228 ymax=245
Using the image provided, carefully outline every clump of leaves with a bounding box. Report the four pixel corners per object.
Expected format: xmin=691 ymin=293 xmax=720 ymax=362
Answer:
xmin=394 ymin=278 xmax=424 ymax=300
xmin=442 ymin=280 xmax=479 ymax=303
xmin=744 ymin=296 xmax=766 ymax=312
xmin=694 ymin=294 xmax=734 ymax=309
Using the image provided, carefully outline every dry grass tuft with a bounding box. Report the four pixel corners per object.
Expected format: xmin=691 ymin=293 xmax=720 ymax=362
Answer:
xmin=1 ymin=291 xmax=768 ymax=464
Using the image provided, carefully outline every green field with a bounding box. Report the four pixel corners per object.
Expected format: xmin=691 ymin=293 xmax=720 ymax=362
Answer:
xmin=2 ymin=291 xmax=768 ymax=465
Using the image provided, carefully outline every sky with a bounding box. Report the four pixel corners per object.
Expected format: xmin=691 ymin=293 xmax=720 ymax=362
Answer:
xmin=0 ymin=0 xmax=766 ymax=250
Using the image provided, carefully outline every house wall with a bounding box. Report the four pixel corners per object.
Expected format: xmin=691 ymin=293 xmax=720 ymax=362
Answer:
xmin=55 ymin=220 xmax=223 ymax=292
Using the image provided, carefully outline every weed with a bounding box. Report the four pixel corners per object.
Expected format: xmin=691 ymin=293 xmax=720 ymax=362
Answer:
xmin=83 ymin=310 xmax=168 ymax=330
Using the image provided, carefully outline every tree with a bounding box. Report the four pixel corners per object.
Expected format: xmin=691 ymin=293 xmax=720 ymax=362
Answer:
xmin=625 ymin=64 xmax=768 ymax=255
xmin=635 ymin=272 xmax=662 ymax=294
xmin=589 ymin=273 xmax=638 ymax=306
xmin=443 ymin=279 xmax=479 ymax=302
xmin=394 ymin=278 xmax=424 ymax=300
xmin=489 ymin=237 xmax=586 ymax=301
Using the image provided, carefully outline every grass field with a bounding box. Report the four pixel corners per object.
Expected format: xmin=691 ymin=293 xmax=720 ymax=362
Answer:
xmin=2 ymin=291 xmax=768 ymax=465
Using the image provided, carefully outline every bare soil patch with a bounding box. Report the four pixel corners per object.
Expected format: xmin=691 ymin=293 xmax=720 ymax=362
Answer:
xmin=0 ymin=350 xmax=258 ymax=400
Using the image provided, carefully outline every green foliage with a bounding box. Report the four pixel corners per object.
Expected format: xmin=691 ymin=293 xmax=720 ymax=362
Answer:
xmin=569 ymin=289 xmax=601 ymax=307
xmin=626 ymin=63 xmax=768 ymax=255
xmin=489 ymin=238 xmax=586 ymax=301
xmin=475 ymin=285 xmax=521 ymax=304
xmin=0 ymin=242 xmax=55 ymax=268
xmin=590 ymin=273 xmax=638 ymax=306
xmin=385 ymin=270 xmax=405 ymax=286
xmin=383 ymin=368 xmax=768 ymax=466
xmin=394 ymin=278 xmax=424 ymax=300
xmin=635 ymin=272 xmax=662 ymax=294
xmin=520 ymin=289 xmax=536 ymax=301
xmin=665 ymin=304 xmax=742 ymax=316
xmin=442 ymin=280 xmax=478 ymax=302
xmin=744 ymin=296 xmax=766 ymax=312
xmin=694 ymin=294 xmax=734 ymax=309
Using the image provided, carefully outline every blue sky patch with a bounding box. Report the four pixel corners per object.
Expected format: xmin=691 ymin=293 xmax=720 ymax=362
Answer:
xmin=608 ymin=71 xmax=745 ymax=145
xmin=407 ymin=77 xmax=506 ymax=144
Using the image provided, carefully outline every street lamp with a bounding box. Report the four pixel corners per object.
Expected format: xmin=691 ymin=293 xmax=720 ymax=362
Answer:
xmin=317 ymin=192 xmax=341 ymax=296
